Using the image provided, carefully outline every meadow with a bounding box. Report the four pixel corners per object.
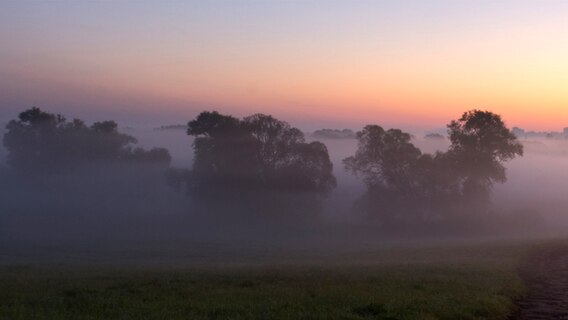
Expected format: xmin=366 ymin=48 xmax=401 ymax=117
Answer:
xmin=0 ymin=237 xmax=550 ymax=320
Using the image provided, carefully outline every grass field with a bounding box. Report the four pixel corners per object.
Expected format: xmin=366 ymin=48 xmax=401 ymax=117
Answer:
xmin=0 ymin=238 xmax=548 ymax=320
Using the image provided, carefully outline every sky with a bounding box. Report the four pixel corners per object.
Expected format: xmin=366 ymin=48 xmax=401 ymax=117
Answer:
xmin=1 ymin=0 xmax=568 ymax=131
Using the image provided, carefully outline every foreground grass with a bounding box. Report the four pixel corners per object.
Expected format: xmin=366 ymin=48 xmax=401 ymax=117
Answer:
xmin=0 ymin=240 xmax=540 ymax=320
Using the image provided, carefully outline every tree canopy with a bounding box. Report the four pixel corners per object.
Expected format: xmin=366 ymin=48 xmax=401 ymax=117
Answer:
xmin=447 ymin=110 xmax=523 ymax=198
xmin=343 ymin=126 xmax=453 ymax=224
xmin=186 ymin=111 xmax=336 ymax=196
xmin=344 ymin=126 xmax=421 ymax=197
xmin=343 ymin=110 xmax=523 ymax=226
xmin=3 ymin=107 xmax=171 ymax=173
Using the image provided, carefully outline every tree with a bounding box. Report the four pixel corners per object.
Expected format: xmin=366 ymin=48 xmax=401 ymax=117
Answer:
xmin=343 ymin=110 xmax=523 ymax=227
xmin=447 ymin=110 xmax=523 ymax=199
xmin=181 ymin=111 xmax=336 ymax=220
xmin=344 ymin=126 xmax=421 ymax=198
xmin=187 ymin=111 xmax=336 ymax=195
xmin=3 ymin=107 xmax=171 ymax=173
xmin=344 ymin=125 xmax=431 ymax=224
xmin=4 ymin=107 xmax=68 ymax=171
xmin=188 ymin=112 xmax=262 ymax=188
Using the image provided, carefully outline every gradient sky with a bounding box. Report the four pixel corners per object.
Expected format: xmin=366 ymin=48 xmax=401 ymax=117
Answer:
xmin=1 ymin=0 xmax=568 ymax=130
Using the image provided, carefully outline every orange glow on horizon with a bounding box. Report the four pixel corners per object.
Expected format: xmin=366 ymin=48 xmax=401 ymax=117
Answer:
xmin=3 ymin=1 xmax=568 ymax=131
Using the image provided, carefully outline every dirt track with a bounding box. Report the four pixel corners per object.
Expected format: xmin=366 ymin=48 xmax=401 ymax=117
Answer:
xmin=513 ymin=245 xmax=568 ymax=319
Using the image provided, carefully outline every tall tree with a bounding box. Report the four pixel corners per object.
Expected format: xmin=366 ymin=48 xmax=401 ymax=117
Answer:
xmin=344 ymin=125 xmax=430 ymax=224
xmin=344 ymin=125 xmax=421 ymax=198
xmin=447 ymin=109 xmax=523 ymax=199
xmin=187 ymin=111 xmax=336 ymax=195
xmin=179 ymin=111 xmax=336 ymax=221
xmin=343 ymin=110 xmax=523 ymax=227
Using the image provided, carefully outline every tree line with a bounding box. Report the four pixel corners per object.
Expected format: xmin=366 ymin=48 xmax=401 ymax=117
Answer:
xmin=2 ymin=107 xmax=523 ymax=227
xmin=3 ymin=107 xmax=171 ymax=173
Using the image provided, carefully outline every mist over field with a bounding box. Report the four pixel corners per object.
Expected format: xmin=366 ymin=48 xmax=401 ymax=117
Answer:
xmin=3 ymin=110 xmax=568 ymax=320
xmin=5 ymin=1 xmax=568 ymax=318
xmin=2 ymin=114 xmax=568 ymax=268
xmin=136 ymin=126 xmax=567 ymax=227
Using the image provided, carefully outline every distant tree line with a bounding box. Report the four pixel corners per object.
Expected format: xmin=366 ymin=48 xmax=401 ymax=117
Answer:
xmin=2 ymin=107 xmax=523 ymax=228
xmin=154 ymin=124 xmax=188 ymax=131
xmin=424 ymin=133 xmax=445 ymax=140
xmin=512 ymin=126 xmax=568 ymax=140
xmin=312 ymin=128 xmax=356 ymax=139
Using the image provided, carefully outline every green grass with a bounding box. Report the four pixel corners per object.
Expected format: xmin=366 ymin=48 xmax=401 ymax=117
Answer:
xmin=0 ymin=240 xmax=542 ymax=320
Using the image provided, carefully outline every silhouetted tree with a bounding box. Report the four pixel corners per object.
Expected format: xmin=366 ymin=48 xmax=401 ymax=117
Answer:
xmin=344 ymin=126 xmax=432 ymax=224
xmin=447 ymin=109 xmax=523 ymax=200
xmin=187 ymin=111 xmax=335 ymax=194
xmin=344 ymin=110 xmax=523 ymax=228
xmin=344 ymin=126 xmax=420 ymax=198
xmin=411 ymin=151 xmax=461 ymax=220
xmin=3 ymin=107 xmax=171 ymax=173
xmin=179 ymin=111 xmax=336 ymax=221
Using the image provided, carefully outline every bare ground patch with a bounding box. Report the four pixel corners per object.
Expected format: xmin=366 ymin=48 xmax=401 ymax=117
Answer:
xmin=513 ymin=244 xmax=568 ymax=319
